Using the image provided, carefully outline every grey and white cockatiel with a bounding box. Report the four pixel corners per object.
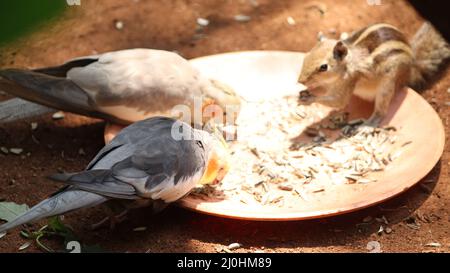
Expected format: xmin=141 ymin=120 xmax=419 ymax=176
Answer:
xmin=0 ymin=117 xmax=230 ymax=233
xmin=0 ymin=49 xmax=241 ymax=124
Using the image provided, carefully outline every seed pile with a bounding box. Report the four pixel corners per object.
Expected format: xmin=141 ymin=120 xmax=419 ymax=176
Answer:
xmin=191 ymin=95 xmax=412 ymax=208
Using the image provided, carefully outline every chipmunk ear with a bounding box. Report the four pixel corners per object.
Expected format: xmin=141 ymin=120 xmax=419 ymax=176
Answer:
xmin=333 ymin=41 xmax=348 ymax=61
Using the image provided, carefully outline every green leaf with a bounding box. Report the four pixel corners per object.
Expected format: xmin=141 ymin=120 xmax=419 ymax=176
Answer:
xmin=0 ymin=202 xmax=29 ymax=222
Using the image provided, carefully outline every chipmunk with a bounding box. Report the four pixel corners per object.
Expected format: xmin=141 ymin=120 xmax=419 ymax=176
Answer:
xmin=297 ymin=22 xmax=450 ymax=126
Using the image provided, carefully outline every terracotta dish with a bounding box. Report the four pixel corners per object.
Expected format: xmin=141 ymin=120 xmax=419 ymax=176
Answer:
xmin=104 ymin=51 xmax=445 ymax=221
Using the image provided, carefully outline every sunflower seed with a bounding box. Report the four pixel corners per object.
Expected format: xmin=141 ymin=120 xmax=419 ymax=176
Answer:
xmin=133 ymin=227 xmax=147 ymax=232
xmin=228 ymin=243 xmax=242 ymax=250
xmin=196 ymin=18 xmax=210 ymax=27
xmin=30 ymin=122 xmax=38 ymax=131
xmin=9 ymin=148 xmax=23 ymax=155
xmin=0 ymin=147 xmax=8 ymax=154
xmin=401 ymin=141 xmax=412 ymax=147
xmin=234 ymin=14 xmax=251 ymax=22
xmin=278 ymin=184 xmax=293 ymax=191
xmin=286 ymin=16 xmax=296 ymax=25
xmin=19 ymin=242 xmax=31 ymax=251
xmin=425 ymin=242 xmax=441 ymax=247
xmin=115 ymin=20 xmax=124 ymax=30
xmin=52 ymin=111 xmax=65 ymax=120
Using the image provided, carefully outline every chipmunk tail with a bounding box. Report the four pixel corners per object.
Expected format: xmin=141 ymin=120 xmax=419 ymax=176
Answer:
xmin=409 ymin=22 xmax=450 ymax=90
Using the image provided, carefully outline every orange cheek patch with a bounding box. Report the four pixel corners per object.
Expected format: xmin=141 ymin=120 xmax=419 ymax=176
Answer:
xmin=199 ymin=155 xmax=219 ymax=185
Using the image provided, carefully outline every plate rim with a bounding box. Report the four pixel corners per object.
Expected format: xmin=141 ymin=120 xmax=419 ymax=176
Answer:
xmin=176 ymin=50 xmax=446 ymax=221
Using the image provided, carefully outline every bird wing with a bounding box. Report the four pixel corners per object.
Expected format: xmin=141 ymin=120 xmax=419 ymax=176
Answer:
xmin=67 ymin=49 xmax=205 ymax=116
xmin=0 ymin=49 xmax=205 ymax=124
xmin=50 ymin=119 xmax=205 ymax=203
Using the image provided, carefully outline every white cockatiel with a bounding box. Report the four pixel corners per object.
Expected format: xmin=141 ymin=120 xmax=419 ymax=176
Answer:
xmin=0 ymin=49 xmax=241 ymax=125
xmin=0 ymin=117 xmax=230 ymax=233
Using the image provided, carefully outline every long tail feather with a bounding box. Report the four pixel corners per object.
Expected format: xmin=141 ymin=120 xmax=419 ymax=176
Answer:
xmin=0 ymin=189 xmax=107 ymax=234
xmin=0 ymin=69 xmax=126 ymax=124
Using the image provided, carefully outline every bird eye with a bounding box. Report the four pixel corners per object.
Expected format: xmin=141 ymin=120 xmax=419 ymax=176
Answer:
xmin=319 ymin=64 xmax=328 ymax=72
xmin=196 ymin=140 xmax=204 ymax=150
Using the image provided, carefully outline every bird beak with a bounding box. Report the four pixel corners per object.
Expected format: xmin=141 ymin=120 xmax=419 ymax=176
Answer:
xmin=198 ymin=137 xmax=230 ymax=185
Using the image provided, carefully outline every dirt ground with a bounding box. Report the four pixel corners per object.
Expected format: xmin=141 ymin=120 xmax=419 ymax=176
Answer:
xmin=0 ymin=0 xmax=448 ymax=253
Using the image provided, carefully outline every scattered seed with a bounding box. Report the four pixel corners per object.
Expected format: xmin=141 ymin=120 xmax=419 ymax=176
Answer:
xmin=340 ymin=32 xmax=349 ymax=40
xmin=30 ymin=122 xmax=38 ymax=131
xmin=286 ymin=16 xmax=296 ymax=25
xmin=250 ymin=147 xmax=260 ymax=158
xmin=0 ymin=147 xmax=8 ymax=154
xmin=278 ymin=184 xmax=293 ymax=191
xmin=362 ymin=216 xmax=373 ymax=223
xmin=133 ymin=227 xmax=147 ymax=232
xmin=384 ymin=227 xmax=392 ymax=234
xmin=425 ymin=242 xmax=441 ymax=247
xmin=311 ymin=187 xmax=324 ymax=193
xmin=196 ymin=17 xmax=209 ymax=27
xmin=52 ymin=111 xmax=65 ymax=120
xmin=228 ymin=243 xmax=242 ymax=250
xmin=78 ymin=148 xmax=86 ymax=156
xmin=115 ymin=20 xmax=124 ymax=30
xmin=401 ymin=141 xmax=412 ymax=147
xmin=223 ymin=247 xmax=233 ymax=253
xmin=234 ymin=14 xmax=251 ymax=22
xmin=18 ymin=242 xmax=31 ymax=251
xmin=377 ymin=225 xmax=384 ymax=235
xmin=9 ymin=148 xmax=23 ymax=155
xmin=0 ymin=232 xmax=6 ymax=239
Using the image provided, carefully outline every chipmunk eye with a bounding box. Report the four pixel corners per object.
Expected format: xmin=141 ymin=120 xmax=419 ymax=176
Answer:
xmin=319 ymin=64 xmax=328 ymax=72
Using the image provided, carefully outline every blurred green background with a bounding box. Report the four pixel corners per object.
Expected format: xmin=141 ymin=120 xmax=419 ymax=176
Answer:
xmin=0 ymin=0 xmax=67 ymax=45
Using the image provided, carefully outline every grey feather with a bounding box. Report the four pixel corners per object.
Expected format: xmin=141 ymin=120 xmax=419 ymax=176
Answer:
xmin=0 ymin=189 xmax=106 ymax=234
xmin=0 ymin=69 xmax=126 ymax=124
xmin=0 ymin=117 xmax=211 ymax=233
xmin=0 ymin=98 xmax=54 ymax=123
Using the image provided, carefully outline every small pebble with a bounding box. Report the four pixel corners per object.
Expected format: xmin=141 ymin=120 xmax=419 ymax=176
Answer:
xmin=115 ymin=20 xmax=124 ymax=30
xmin=384 ymin=227 xmax=392 ymax=234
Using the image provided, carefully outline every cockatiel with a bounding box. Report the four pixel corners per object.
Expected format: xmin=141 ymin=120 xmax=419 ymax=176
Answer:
xmin=0 ymin=49 xmax=241 ymax=125
xmin=0 ymin=117 xmax=230 ymax=233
